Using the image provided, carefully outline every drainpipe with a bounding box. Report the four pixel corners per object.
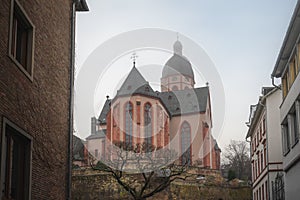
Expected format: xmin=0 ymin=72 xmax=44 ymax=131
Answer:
xmin=67 ymin=1 xmax=76 ymax=199
xmin=271 ymin=76 xmax=281 ymax=90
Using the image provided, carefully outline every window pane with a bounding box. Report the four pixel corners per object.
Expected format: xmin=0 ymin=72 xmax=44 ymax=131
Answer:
xmin=125 ymin=102 xmax=133 ymax=145
xmin=181 ymin=122 xmax=191 ymax=165
xmin=144 ymin=103 xmax=152 ymax=146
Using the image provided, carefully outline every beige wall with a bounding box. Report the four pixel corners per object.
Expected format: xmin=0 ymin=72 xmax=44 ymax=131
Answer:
xmin=161 ymin=74 xmax=194 ymax=92
xmin=86 ymin=138 xmax=105 ymax=163
xmin=169 ymin=99 xmax=213 ymax=167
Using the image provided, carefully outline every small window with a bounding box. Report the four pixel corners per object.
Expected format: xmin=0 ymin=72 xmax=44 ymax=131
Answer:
xmin=9 ymin=0 xmax=35 ymax=79
xmin=145 ymin=86 xmax=149 ymax=92
xmin=1 ymin=118 xmax=32 ymax=200
xmin=172 ymin=76 xmax=177 ymax=81
xmin=282 ymin=123 xmax=290 ymax=156
xmin=172 ymin=85 xmax=178 ymax=91
xmin=95 ymin=149 xmax=99 ymax=158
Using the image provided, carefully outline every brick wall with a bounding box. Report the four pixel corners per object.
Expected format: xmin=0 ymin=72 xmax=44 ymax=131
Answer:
xmin=0 ymin=0 xmax=72 ymax=199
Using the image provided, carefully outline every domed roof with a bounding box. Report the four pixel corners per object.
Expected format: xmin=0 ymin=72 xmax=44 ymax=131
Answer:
xmin=162 ymin=41 xmax=194 ymax=81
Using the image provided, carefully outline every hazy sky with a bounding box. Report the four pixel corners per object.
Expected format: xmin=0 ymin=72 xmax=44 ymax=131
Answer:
xmin=75 ymin=0 xmax=297 ymax=149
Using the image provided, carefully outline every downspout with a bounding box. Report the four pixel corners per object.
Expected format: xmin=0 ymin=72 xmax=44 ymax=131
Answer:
xmin=67 ymin=1 xmax=76 ymax=199
xmin=271 ymin=76 xmax=281 ymax=90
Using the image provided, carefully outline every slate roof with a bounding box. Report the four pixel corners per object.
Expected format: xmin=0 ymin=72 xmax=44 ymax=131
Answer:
xmin=98 ymin=66 xmax=209 ymax=120
xmin=214 ymin=139 xmax=221 ymax=152
xmin=98 ymin=99 xmax=111 ymax=125
xmin=159 ymin=87 xmax=209 ymax=116
xmin=162 ymin=54 xmax=194 ymax=80
xmin=75 ymin=0 xmax=89 ymax=11
xmin=73 ymin=135 xmax=86 ymax=161
xmin=116 ymin=67 xmax=157 ymax=97
xmin=86 ymin=129 xmax=106 ymax=140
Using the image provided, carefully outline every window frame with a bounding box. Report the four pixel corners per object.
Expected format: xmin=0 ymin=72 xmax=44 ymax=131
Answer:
xmin=180 ymin=122 xmax=192 ymax=165
xmin=124 ymin=102 xmax=133 ymax=145
xmin=281 ymin=122 xmax=290 ymax=156
xmin=0 ymin=117 xmax=32 ymax=200
xmin=8 ymin=0 xmax=35 ymax=81
xmin=144 ymin=103 xmax=152 ymax=146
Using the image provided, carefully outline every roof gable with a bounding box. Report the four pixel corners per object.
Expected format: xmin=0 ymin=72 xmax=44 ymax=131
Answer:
xmin=117 ymin=67 xmax=149 ymax=96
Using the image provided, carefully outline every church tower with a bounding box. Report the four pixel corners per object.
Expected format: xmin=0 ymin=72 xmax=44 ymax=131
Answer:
xmin=161 ymin=40 xmax=195 ymax=92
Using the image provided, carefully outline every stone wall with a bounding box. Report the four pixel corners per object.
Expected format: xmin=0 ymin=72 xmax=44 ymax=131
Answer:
xmin=72 ymin=169 xmax=251 ymax=200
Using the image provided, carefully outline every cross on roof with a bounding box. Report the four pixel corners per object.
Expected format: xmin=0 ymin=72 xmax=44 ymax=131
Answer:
xmin=130 ymin=52 xmax=138 ymax=67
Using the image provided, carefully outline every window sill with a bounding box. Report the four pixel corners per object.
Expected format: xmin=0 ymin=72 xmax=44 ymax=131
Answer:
xmin=8 ymin=54 xmax=33 ymax=82
xmin=291 ymin=139 xmax=299 ymax=149
xmin=283 ymin=149 xmax=290 ymax=157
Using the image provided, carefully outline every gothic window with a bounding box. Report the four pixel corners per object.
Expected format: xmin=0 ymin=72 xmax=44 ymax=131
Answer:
xmin=181 ymin=122 xmax=191 ymax=165
xmin=125 ymin=102 xmax=133 ymax=145
xmin=113 ymin=104 xmax=119 ymax=127
xmin=144 ymin=103 xmax=152 ymax=145
xmin=157 ymin=106 xmax=163 ymax=147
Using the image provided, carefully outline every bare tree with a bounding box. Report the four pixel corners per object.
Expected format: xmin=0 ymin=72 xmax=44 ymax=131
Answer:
xmin=222 ymin=140 xmax=251 ymax=181
xmin=92 ymin=142 xmax=189 ymax=200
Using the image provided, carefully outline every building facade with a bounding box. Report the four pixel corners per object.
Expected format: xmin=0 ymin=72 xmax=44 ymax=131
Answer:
xmin=85 ymin=117 xmax=106 ymax=164
xmin=271 ymin=1 xmax=300 ymax=199
xmin=88 ymin=41 xmax=221 ymax=169
xmin=0 ymin=0 xmax=88 ymax=199
xmin=246 ymin=87 xmax=283 ymax=200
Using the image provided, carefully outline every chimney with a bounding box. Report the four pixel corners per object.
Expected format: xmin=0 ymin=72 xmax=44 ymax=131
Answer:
xmin=91 ymin=117 xmax=97 ymax=135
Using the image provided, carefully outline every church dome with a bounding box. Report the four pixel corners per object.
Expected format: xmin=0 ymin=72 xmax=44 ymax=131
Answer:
xmin=162 ymin=41 xmax=194 ymax=81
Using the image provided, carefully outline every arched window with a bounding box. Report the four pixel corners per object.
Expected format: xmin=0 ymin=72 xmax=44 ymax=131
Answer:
xmin=172 ymin=85 xmax=178 ymax=91
xmin=125 ymin=102 xmax=133 ymax=145
xmin=144 ymin=103 xmax=152 ymax=146
xmin=157 ymin=106 xmax=163 ymax=147
xmin=181 ymin=122 xmax=191 ymax=165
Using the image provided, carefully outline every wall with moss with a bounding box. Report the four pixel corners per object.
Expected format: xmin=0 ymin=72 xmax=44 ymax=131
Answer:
xmin=72 ymin=169 xmax=251 ymax=200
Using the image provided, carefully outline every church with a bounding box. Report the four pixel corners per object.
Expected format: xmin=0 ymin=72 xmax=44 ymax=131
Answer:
xmin=86 ymin=40 xmax=221 ymax=170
